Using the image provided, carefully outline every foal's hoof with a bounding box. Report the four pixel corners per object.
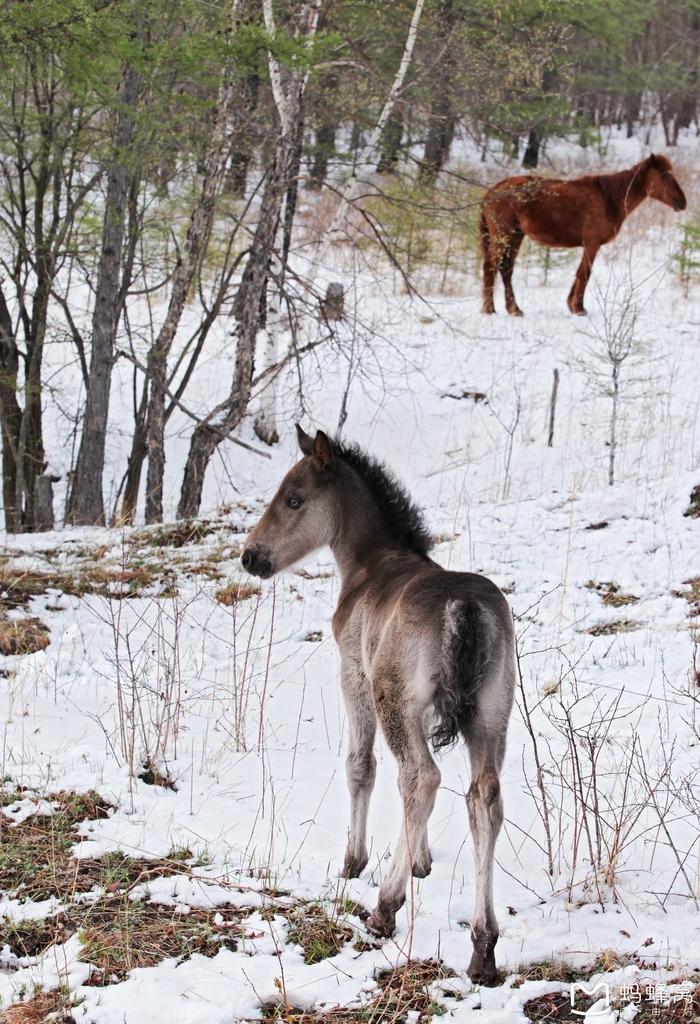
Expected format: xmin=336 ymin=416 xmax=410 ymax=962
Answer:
xmin=481 ymin=303 xmax=496 ymax=315
xmin=412 ymin=856 xmax=432 ymax=879
xmin=467 ymin=952 xmax=498 ymax=987
xmin=342 ymin=853 xmax=368 ymax=879
xmin=568 ymin=304 xmax=587 ymax=316
xmin=366 ymin=906 xmax=396 ymax=938
xmin=506 ymin=307 xmax=524 ymax=318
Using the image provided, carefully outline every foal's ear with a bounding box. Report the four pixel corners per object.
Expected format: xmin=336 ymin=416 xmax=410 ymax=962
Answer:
xmin=312 ymin=430 xmax=334 ymax=469
xmin=295 ymin=423 xmax=314 ymax=456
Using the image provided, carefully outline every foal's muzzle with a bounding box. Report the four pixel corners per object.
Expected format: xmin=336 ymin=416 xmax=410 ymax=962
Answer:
xmin=241 ymin=544 xmax=273 ymax=579
xmin=674 ymin=196 xmax=687 ymax=211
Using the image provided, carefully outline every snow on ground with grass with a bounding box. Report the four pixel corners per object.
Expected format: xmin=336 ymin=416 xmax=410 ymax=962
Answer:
xmin=1 ymin=136 xmax=699 ymax=1022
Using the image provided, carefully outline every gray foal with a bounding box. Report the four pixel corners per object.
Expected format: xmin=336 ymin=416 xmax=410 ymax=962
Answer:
xmin=242 ymin=426 xmax=515 ymax=984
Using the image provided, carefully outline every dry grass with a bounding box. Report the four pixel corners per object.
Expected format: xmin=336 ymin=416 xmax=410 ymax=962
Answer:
xmin=585 ymin=580 xmax=639 ymax=607
xmin=77 ymin=899 xmax=245 ymax=981
xmin=512 ymin=960 xmax=581 ymax=987
xmin=0 ymin=789 xmax=253 ymax=985
xmin=215 ymin=581 xmax=260 ymax=606
xmin=0 ymin=988 xmax=77 ymax=1023
xmin=587 ymin=618 xmax=639 ymax=636
xmin=0 ymin=564 xmax=159 ymax=606
xmin=264 ymin=959 xmax=455 ymax=1024
xmin=0 ymin=789 xmax=114 ymax=903
xmin=685 ymin=484 xmax=700 ymax=518
xmin=302 ymin=631 xmax=323 ymax=643
xmin=673 ymin=577 xmax=700 ymax=617
xmin=286 ymin=904 xmax=353 ymax=964
xmin=0 ymin=615 xmax=50 ymax=656
xmin=137 ymin=761 xmax=177 ymax=791
xmin=129 ymin=521 xmax=223 ymax=549
xmin=1 ymin=894 xmax=249 ymax=983
xmin=0 ymin=789 xmax=190 ymax=905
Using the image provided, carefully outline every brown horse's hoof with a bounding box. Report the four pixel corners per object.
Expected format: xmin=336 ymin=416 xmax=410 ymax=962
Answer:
xmin=507 ymin=307 xmax=524 ymax=318
xmin=481 ymin=303 xmax=496 ymax=315
xmin=567 ymin=302 xmax=587 ymax=316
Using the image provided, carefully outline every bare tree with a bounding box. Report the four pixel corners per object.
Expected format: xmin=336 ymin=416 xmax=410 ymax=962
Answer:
xmin=313 ymin=0 xmax=425 ymax=268
xmin=253 ymin=0 xmax=319 ymax=447
xmin=66 ymin=62 xmax=142 ymax=526
xmin=177 ymin=2 xmax=321 ymax=514
xmin=0 ymin=52 xmax=102 ymax=530
xmin=117 ymin=1 xmax=245 ymax=525
xmin=579 ymin=279 xmax=642 ymax=486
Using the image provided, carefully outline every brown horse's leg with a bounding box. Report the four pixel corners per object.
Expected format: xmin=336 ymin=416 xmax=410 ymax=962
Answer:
xmin=499 ymin=231 xmax=524 ymax=317
xmin=480 ymin=210 xmax=501 ymax=315
xmin=567 ymin=241 xmax=600 ymax=315
xmin=481 ymin=243 xmax=498 ymax=315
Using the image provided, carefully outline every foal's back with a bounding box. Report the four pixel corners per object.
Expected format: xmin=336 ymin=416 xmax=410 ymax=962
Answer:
xmin=335 ymin=551 xmax=514 ymax=734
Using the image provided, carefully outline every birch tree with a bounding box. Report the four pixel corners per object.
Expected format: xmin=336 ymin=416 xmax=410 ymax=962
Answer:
xmin=177 ymin=0 xmax=320 ymax=515
xmin=252 ymin=0 xmax=319 ymax=446
xmin=312 ymin=0 xmax=425 ymax=272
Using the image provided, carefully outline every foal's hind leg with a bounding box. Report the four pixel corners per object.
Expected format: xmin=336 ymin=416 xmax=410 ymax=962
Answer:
xmin=464 ymin=726 xmax=506 ymax=985
xmin=499 ymin=231 xmax=524 ymax=317
xmin=340 ymin=656 xmax=377 ymax=878
xmin=367 ymin=674 xmax=440 ymax=936
xmin=414 ymin=828 xmax=432 ymax=878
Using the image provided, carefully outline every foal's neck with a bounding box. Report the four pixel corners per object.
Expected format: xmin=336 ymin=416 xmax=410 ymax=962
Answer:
xmin=329 ymin=465 xmax=422 ymax=590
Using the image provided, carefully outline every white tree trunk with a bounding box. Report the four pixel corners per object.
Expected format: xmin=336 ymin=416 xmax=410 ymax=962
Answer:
xmin=313 ymin=0 xmax=425 ymax=272
xmin=254 ymin=0 xmax=319 ymax=446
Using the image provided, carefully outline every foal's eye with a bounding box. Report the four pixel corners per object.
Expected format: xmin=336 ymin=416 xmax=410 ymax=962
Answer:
xmin=286 ymin=495 xmax=303 ymax=510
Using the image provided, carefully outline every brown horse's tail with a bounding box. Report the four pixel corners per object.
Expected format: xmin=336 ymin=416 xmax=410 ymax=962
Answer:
xmin=479 ymin=207 xmax=490 ymax=262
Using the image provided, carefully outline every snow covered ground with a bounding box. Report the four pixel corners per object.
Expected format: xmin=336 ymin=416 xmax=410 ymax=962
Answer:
xmin=1 ymin=137 xmax=699 ymax=1022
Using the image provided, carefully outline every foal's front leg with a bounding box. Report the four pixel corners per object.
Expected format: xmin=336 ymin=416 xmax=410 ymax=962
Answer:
xmin=367 ymin=677 xmax=440 ymax=936
xmin=340 ymin=656 xmax=377 ymax=878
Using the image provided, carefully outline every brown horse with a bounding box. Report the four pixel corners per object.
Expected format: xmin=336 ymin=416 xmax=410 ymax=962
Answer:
xmin=480 ymin=153 xmax=686 ymax=316
xmin=242 ymin=427 xmax=515 ymax=984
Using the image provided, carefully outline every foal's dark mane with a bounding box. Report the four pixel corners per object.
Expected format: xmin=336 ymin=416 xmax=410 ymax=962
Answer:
xmin=332 ymin=439 xmax=433 ymax=557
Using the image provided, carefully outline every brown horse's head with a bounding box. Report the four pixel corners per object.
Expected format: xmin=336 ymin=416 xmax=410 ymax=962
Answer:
xmin=645 ymin=154 xmax=686 ymax=211
xmin=241 ymin=425 xmax=337 ymax=579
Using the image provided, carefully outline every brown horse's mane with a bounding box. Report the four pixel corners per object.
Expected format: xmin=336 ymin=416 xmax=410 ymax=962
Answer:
xmin=332 ymin=438 xmax=434 ymax=557
xmin=591 ymin=154 xmax=667 ymax=201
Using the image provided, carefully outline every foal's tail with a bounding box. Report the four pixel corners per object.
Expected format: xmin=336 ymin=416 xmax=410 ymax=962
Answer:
xmin=431 ymin=601 xmax=486 ymax=750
